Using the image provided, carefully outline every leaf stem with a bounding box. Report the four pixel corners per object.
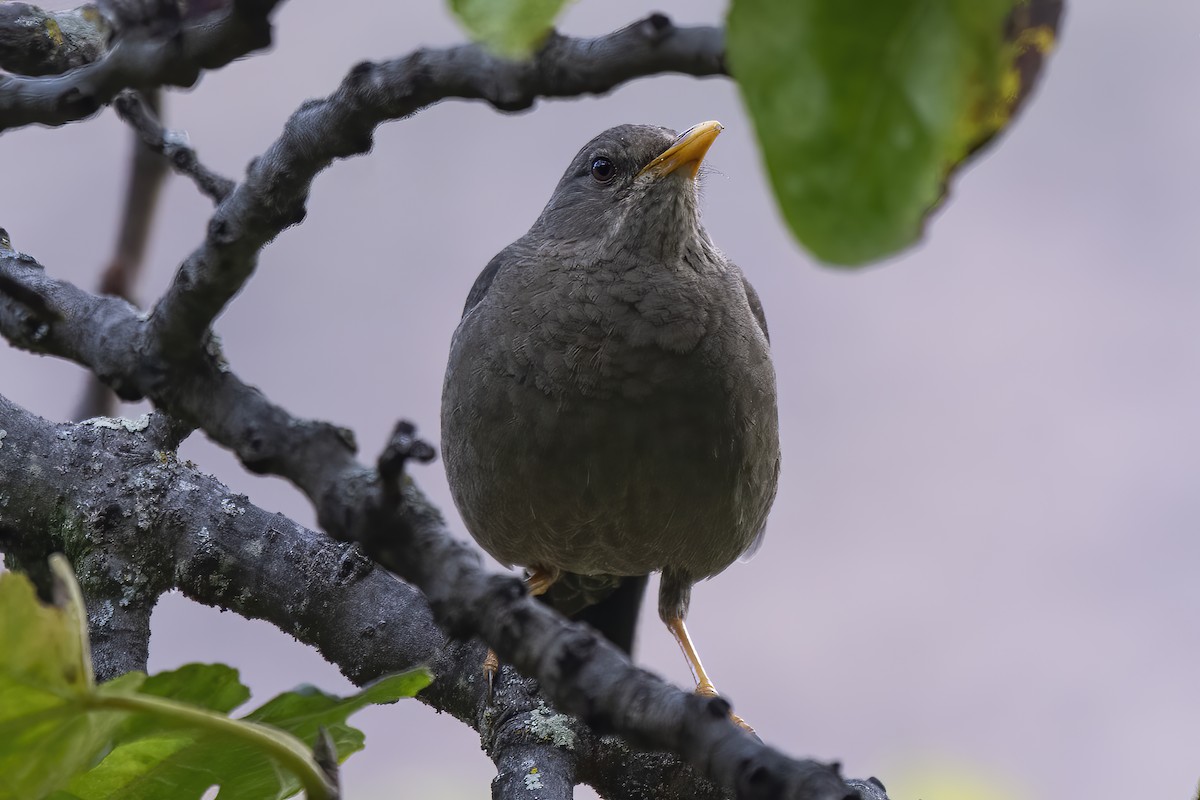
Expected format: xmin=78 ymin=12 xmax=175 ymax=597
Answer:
xmin=86 ymin=691 xmax=334 ymax=799
xmin=48 ymin=553 xmax=95 ymax=688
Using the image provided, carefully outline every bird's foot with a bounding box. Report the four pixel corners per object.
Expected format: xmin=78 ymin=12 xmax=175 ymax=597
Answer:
xmin=525 ymin=565 xmax=560 ymax=597
xmin=695 ymin=681 xmax=755 ymax=735
xmin=481 ymin=568 xmax=557 ymax=701
xmin=483 ymin=649 xmax=499 ymax=700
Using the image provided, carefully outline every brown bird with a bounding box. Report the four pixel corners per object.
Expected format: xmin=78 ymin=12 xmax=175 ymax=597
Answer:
xmin=441 ymin=121 xmax=779 ymax=730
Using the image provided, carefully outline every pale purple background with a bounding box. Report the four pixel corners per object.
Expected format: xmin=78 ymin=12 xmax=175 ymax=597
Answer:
xmin=3 ymin=1 xmax=1198 ymax=798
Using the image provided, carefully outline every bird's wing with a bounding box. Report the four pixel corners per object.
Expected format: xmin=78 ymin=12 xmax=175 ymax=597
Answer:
xmin=461 ymin=249 xmax=508 ymax=318
xmin=737 ymin=267 xmax=770 ymax=343
xmin=734 ymin=263 xmax=774 ymax=564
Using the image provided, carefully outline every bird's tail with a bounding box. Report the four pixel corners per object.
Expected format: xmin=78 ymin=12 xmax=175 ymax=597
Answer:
xmin=539 ymin=573 xmax=649 ymax=656
xmin=572 ymin=575 xmax=648 ymax=655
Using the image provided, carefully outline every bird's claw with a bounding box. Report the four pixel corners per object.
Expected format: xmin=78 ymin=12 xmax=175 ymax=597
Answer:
xmin=483 ymin=649 xmax=500 ymax=701
xmin=727 ymin=711 xmax=756 ymax=736
xmin=695 ymin=682 xmax=756 ymax=736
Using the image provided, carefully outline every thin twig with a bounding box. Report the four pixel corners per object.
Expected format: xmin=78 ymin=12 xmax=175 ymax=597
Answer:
xmin=0 ymin=0 xmax=285 ymax=132
xmin=76 ymin=89 xmax=169 ymax=420
xmin=112 ymin=90 xmax=236 ymax=204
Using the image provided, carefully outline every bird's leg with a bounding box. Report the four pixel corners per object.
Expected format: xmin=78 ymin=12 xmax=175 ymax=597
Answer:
xmin=665 ymin=616 xmax=755 ymax=734
xmin=660 ymin=569 xmax=755 ymax=733
xmin=664 ymin=616 xmax=716 ymax=693
xmin=484 ymin=565 xmax=560 ymax=697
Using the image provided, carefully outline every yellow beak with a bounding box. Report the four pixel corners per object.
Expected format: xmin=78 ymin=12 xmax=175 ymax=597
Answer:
xmin=638 ymin=120 xmax=723 ymax=180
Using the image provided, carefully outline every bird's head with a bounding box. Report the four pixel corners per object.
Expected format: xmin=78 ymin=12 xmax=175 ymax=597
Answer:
xmin=529 ymin=121 xmax=723 ymax=264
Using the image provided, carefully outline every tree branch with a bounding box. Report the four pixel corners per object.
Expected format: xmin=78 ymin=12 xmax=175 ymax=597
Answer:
xmin=144 ymin=13 xmax=726 ymax=360
xmin=80 ymin=554 xmax=155 ymax=680
xmin=491 ymin=733 xmax=576 ymax=800
xmin=111 ymin=89 xmax=235 ymax=204
xmin=0 ymin=0 xmax=284 ymax=132
xmin=0 ymin=2 xmax=110 ymax=77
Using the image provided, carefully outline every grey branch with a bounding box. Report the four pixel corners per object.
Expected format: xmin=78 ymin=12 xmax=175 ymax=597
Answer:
xmin=81 ymin=552 xmax=154 ymax=680
xmin=145 ymin=14 xmax=726 ymax=360
xmin=112 ymin=90 xmax=235 ymax=204
xmin=491 ymin=722 xmax=577 ymax=800
xmin=312 ymin=727 xmax=344 ymax=800
xmin=0 ymin=248 xmax=868 ymax=799
xmin=0 ymin=0 xmax=284 ymax=132
xmin=0 ymin=2 xmax=111 ymax=77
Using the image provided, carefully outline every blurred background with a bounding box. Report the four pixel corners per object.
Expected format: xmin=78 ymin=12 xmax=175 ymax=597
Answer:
xmin=3 ymin=0 xmax=1198 ymax=798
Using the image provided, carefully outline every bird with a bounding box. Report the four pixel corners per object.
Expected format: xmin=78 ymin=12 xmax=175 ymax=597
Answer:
xmin=440 ymin=121 xmax=779 ymax=731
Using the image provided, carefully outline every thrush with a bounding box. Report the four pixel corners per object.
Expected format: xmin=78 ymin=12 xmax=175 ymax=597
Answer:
xmin=441 ymin=121 xmax=779 ymax=730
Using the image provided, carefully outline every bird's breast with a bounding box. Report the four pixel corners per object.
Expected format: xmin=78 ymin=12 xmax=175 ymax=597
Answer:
xmin=511 ymin=261 xmax=723 ymax=399
xmin=441 ymin=256 xmax=778 ymax=579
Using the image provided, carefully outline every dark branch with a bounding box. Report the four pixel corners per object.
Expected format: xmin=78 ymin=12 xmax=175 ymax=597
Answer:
xmin=0 ymin=2 xmax=110 ymax=77
xmin=848 ymin=780 xmax=889 ymax=800
xmin=99 ymin=89 xmax=169 ymax=300
xmin=145 ymin=14 xmax=726 ymax=359
xmin=81 ymin=562 xmax=154 ymax=681
xmin=0 ymin=0 xmax=284 ymax=132
xmin=112 ymin=90 xmax=236 ymax=204
xmin=312 ymin=728 xmax=343 ymax=800
xmin=491 ymin=730 xmax=576 ymax=800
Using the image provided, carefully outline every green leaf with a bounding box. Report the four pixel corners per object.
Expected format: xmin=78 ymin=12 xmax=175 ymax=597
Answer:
xmin=48 ymin=664 xmax=252 ymax=800
xmin=137 ymin=663 xmax=251 ymax=714
xmin=449 ymin=0 xmax=571 ymax=57
xmin=61 ymin=669 xmax=432 ymax=800
xmin=1 ymin=558 xmax=430 ymax=800
xmin=728 ymin=0 xmax=1063 ymax=265
xmin=0 ymin=560 xmax=131 ymax=800
xmin=245 ymin=670 xmax=432 ymax=764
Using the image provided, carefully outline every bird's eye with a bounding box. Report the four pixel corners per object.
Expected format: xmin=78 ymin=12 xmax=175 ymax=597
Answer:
xmin=590 ymin=158 xmax=616 ymax=183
